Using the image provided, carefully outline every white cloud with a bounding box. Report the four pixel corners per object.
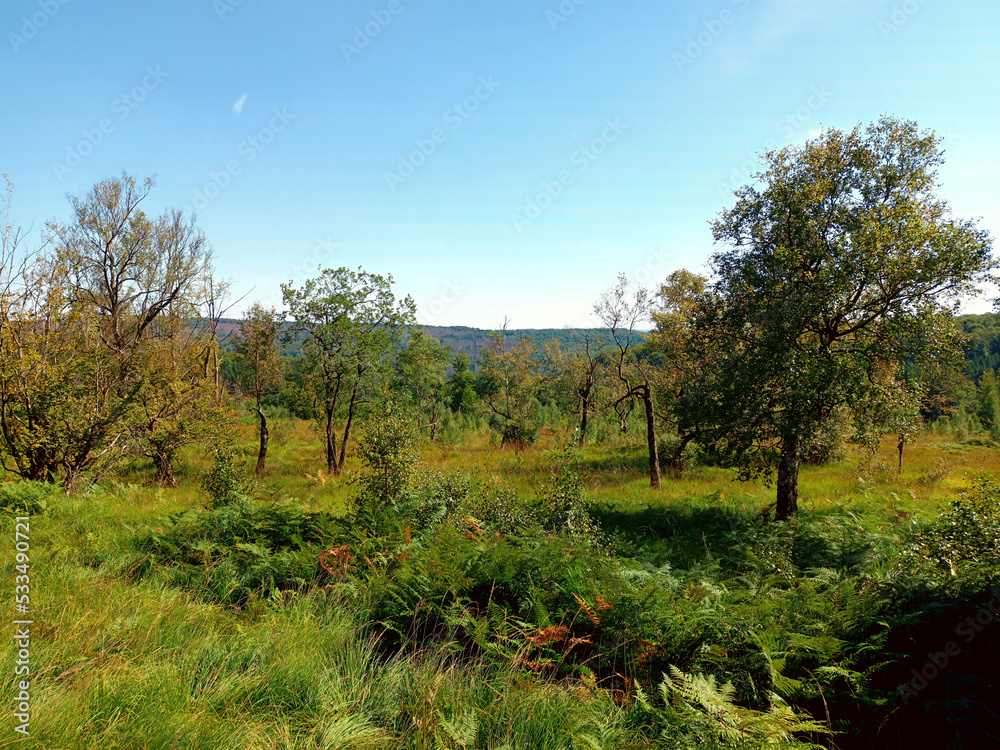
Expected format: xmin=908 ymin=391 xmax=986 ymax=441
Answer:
xmin=232 ymin=93 xmax=248 ymax=115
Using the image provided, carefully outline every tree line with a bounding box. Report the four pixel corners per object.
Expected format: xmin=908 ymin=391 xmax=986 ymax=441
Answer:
xmin=1 ymin=116 xmax=994 ymax=519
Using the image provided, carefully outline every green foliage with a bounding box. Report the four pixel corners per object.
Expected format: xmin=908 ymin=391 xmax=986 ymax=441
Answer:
xmin=350 ymin=400 xmax=419 ymax=525
xmin=478 ymin=329 xmax=543 ymax=449
xmin=536 ymin=451 xmax=600 ymax=538
xmin=633 ymin=665 xmax=828 ymax=748
xmin=149 ymin=499 xmax=340 ymax=607
xmin=658 ymin=434 xmax=700 ymax=476
xmin=0 ymin=479 xmax=61 ymax=514
xmin=905 ymin=474 xmax=1000 ymax=576
xmin=282 ymin=266 xmax=417 ymax=474
xmin=201 ymin=443 xmax=253 ymax=508
xmin=498 ymin=418 xmax=538 ymax=449
xmin=448 ymin=353 xmax=480 ymax=415
xmin=688 ymin=115 xmax=995 ymax=517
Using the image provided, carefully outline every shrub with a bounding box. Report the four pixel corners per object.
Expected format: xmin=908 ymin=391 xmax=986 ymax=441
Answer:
xmin=149 ymin=499 xmax=341 ymax=607
xmin=201 ymin=443 xmax=253 ymax=508
xmin=499 ymin=420 xmax=538 ymax=451
xmin=350 ymin=402 xmax=419 ymax=528
xmin=536 ymin=463 xmax=599 ymax=538
xmin=658 ymin=435 xmax=699 ymax=476
xmin=905 ymin=475 xmax=1000 ymax=576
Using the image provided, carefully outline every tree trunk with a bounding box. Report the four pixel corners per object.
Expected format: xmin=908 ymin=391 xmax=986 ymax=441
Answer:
xmin=337 ymin=384 xmax=359 ymax=474
xmin=255 ymin=406 xmax=269 ymax=477
xmin=643 ymin=386 xmax=661 ymax=490
xmin=325 ymin=407 xmax=338 ymax=476
xmin=429 ymin=402 xmax=439 ymax=442
xmin=578 ymin=394 xmax=590 ymax=448
xmin=213 ymin=348 xmax=222 ymax=405
xmin=897 ymin=433 xmax=904 ymax=475
xmin=153 ymin=451 xmax=177 ymax=487
xmin=776 ymin=434 xmax=801 ymax=520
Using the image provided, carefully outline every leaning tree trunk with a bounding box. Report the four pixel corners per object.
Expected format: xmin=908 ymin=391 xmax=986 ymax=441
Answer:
xmin=337 ymin=384 xmax=359 ymax=475
xmin=255 ymin=406 xmax=269 ymax=477
xmin=325 ymin=407 xmax=338 ymax=476
xmin=776 ymin=434 xmax=801 ymax=520
xmin=642 ymin=386 xmax=661 ymax=490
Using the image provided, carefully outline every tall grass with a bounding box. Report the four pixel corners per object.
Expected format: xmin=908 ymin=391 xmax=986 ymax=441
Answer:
xmin=2 ymin=426 xmax=999 ymax=747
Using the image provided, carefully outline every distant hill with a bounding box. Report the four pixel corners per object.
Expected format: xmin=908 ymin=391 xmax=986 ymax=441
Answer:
xmin=216 ymin=314 xmax=1000 ymax=376
xmin=418 ymin=326 xmax=609 ymax=367
xmin=216 ymin=319 xmax=609 ymax=365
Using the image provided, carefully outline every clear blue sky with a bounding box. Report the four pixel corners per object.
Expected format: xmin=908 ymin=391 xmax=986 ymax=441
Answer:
xmin=2 ymin=0 xmax=997 ymax=327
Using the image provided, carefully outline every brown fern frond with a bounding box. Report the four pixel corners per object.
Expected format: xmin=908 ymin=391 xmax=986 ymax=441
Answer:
xmin=595 ymin=595 xmax=614 ymax=611
xmin=318 ymin=544 xmax=355 ymax=578
xmin=525 ymin=625 xmax=570 ymax=646
xmin=572 ymin=592 xmax=601 ymax=626
xmin=305 ymin=469 xmax=328 ymax=486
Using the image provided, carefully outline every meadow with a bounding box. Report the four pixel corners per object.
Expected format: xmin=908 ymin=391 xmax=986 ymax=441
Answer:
xmin=2 ymin=418 xmax=1000 ymax=749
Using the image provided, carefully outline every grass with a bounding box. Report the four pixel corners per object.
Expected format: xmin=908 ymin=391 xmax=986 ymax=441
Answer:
xmin=1 ymin=422 xmax=998 ymax=748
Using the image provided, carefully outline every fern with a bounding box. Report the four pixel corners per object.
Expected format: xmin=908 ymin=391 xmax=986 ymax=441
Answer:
xmin=656 ymin=665 xmax=829 ymax=747
xmin=435 ymin=710 xmax=478 ymax=749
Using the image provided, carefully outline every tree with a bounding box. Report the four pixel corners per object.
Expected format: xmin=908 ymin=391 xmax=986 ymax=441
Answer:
xmin=447 ymin=353 xmax=479 ymax=415
xmin=594 ymin=274 xmax=661 ymax=489
xmin=234 ymin=303 xmax=284 ymax=476
xmin=395 ymin=330 xmax=452 ymax=441
xmin=49 ymin=174 xmax=210 ymax=357
xmin=648 ymin=269 xmax=709 ymax=468
xmin=548 ymin=333 xmax=609 ymax=447
xmin=690 ymin=116 xmax=995 ymax=519
xmin=282 ymin=267 xmax=416 ymax=476
xmin=131 ymin=300 xmax=229 ymax=486
xmin=0 ymin=173 xmax=215 ymax=488
xmin=477 ymin=320 xmax=543 ymax=449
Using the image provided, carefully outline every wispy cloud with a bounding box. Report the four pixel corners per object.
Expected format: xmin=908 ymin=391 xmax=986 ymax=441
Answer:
xmin=712 ymin=0 xmax=859 ymax=77
xmin=232 ymin=93 xmax=248 ymax=115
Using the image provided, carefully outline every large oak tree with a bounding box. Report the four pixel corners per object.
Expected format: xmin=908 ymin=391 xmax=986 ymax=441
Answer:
xmin=688 ymin=116 xmax=994 ymax=519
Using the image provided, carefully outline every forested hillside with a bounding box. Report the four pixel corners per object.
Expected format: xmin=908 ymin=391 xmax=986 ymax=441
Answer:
xmin=218 ymin=319 xmax=612 ymax=365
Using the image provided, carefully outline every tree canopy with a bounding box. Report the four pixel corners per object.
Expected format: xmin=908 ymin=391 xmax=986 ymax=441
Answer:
xmin=685 ymin=115 xmax=995 ymax=519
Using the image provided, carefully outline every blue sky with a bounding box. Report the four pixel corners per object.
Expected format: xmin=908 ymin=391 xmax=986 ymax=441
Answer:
xmin=2 ymin=0 xmax=997 ymax=328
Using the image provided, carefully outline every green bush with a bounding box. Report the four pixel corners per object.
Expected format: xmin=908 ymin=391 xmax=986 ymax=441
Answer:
xmin=658 ymin=435 xmax=699 ymax=476
xmin=201 ymin=443 xmax=253 ymax=508
xmin=905 ymin=474 xmax=1000 ymax=576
